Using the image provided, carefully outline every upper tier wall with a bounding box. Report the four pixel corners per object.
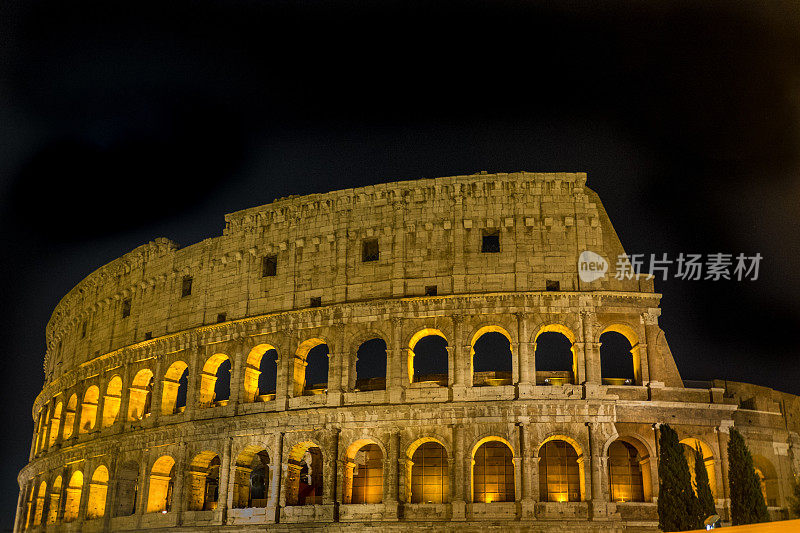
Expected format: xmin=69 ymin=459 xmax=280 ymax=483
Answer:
xmin=43 ymin=172 xmax=653 ymax=381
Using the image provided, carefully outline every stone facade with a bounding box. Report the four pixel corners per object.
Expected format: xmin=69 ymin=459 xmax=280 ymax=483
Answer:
xmin=15 ymin=172 xmax=800 ymax=531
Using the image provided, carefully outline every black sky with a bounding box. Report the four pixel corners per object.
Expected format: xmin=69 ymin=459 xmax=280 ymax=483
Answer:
xmin=2 ymin=0 xmax=800 ymax=528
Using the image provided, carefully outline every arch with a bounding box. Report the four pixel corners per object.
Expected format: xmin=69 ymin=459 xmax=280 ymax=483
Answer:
xmin=680 ymin=437 xmax=717 ymax=498
xmin=608 ymin=439 xmax=648 ymax=502
xmin=470 ymin=326 xmax=513 ymax=387
xmin=600 ymin=324 xmax=642 ymax=385
xmin=407 ymin=328 xmax=448 ymax=386
xmin=752 ymin=455 xmax=779 ymax=507
xmin=285 ymin=441 xmax=324 ymax=506
xmin=48 ymin=401 xmax=63 ymax=447
xmin=127 ymin=368 xmax=154 ymax=421
xmin=243 ymin=344 xmax=279 ymax=402
xmin=188 ymin=451 xmax=221 ymax=511
xmin=114 ymin=460 xmax=139 ymax=517
xmin=534 ymin=324 xmax=578 ymax=385
xmin=233 ymin=446 xmax=271 ymax=508
xmin=354 ymin=338 xmax=387 ymax=391
xmin=343 ymin=439 xmax=384 ymax=504
xmin=472 ymin=438 xmax=515 ymax=503
xmin=79 ymin=385 xmax=100 ymax=433
xmin=33 ymin=481 xmax=46 ymax=526
xmin=86 ymin=465 xmax=109 ymax=519
xmin=199 ymin=354 xmax=231 ymax=407
xmin=538 ymin=437 xmax=585 ymax=502
xmin=47 ymin=475 xmax=62 ymax=524
xmin=146 ymin=455 xmax=176 ymax=513
xmin=408 ymin=439 xmax=449 ymax=503
xmin=102 ymin=375 xmax=123 ymax=427
xmin=63 ymin=470 xmax=83 ymax=522
xmin=292 ymin=338 xmax=329 ymax=396
xmin=63 ymin=394 xmax=77 ymax=440
xmin=161 ymin=361 xmax=189 ymax=415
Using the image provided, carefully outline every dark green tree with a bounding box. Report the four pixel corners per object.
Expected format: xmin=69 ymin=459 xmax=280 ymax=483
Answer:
xmin=657 ymin=424 xmax=701 ymax=531
xmin=693 ymin=443 xmax=716 ymax=522
xmin=789 ymin=477 xmax=800 ymax=518
xmin=727 ymin=428 xmax=769 ymax=525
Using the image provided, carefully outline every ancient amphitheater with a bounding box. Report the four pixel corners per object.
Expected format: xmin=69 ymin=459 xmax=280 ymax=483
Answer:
xmin=16 ymin=172 xmax=800 ymax=532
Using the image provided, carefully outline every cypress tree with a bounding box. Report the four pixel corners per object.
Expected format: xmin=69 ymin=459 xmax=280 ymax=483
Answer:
xmin=657 ymin=424 xmax=701 ymax=531
xmin=727 ymin=428 xmax=769 ymax=525
xmin=693 ymin=443 xmax=716 ymax=522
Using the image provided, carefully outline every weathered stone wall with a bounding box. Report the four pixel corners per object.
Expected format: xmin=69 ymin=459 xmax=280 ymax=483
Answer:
xmin=17 ymin=173 xmax=798 ymax=532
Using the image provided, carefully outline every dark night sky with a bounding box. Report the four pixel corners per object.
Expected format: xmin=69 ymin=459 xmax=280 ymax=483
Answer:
xmin=1 ymin=0 xmax=799 ymax=528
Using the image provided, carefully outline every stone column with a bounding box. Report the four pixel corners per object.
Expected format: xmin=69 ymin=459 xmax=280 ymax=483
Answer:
xmin=148 ymin=356 xmax=164 ymax=425
xmin=513 ymin=424 xmax=523 ymax=507
xmin=172 ymin=444 xmax=187 ymax=520
xmin=323 ymin=427 xmax=340 ymax=505
xmin=274 ymin=337 xmax=294 ymax=411
xmin=326 ymin=354 xmax=343 ymax=407
xmin=217 ymin=437 xmax=233 ymax=523
xmin=516 ymin=313 xmax=535 ymax=397
xmin=452 ymin=424 xmax=466 ymax=520
xmin=388 ymin=318 xmax=405 ymax=404
xmin=184 ymin=344 xmax=201 ymax=421
xmin=227 ymin=341 xmax=246 ymax=410
xmin=580 ymin=311 xmax=601 ymax=388
xmin=519 ymin=421 xmax=536 ymax=518
xmin=451 ymin=315 xmax=468 ymax=400
xmin=384 ymin=431 xmax=400 ymax=518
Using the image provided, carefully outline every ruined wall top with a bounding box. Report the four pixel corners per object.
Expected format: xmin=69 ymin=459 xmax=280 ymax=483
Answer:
xmin=43 ymin=171 xmax=653 ymax=380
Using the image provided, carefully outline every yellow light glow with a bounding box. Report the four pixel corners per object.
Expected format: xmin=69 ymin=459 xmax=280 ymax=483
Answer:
xmin=557 ymin=494 xmax=568 ymax=502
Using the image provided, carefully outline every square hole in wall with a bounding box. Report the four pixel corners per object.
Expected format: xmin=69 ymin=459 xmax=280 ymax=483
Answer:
xmin=362 ymin=238 xmax=379 ymax=262
xmin=121 ymin=298 xmax=131 ymax=318
xmin=262 ymin=254 xmax=277 ymax=277
xmin=546 ymin=280 xmax=560 ymax=291
xmin=425 ymin=285 xmax=438 ymax=296
xmin=144 ymin=332 xmax=153 ymax=340
xmin=310 ymin=296 xmax=322 ymax=308
xmin=481 ymin=229 xmax=500 ymax=253
xmin=217 ymin=313 xmax=227 ymax=323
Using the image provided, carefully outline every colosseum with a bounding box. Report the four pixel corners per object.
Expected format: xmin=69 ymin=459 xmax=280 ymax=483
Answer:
xmin=15 ymin=172 xmax=800 ymax=532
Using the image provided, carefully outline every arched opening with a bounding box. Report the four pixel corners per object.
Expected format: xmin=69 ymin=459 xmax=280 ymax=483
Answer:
xmin=471 ymin=327 xmax=513 ymax=387
xmin=79 ymin=385 xmax=100 ymax=433
xmin=24 ymin=482 xmax=34 ymax=529
xmin=114 ymin=461 xmax=139 ymax=517
xmin=63 ymin=470 xmax=83 ymax=522
xmin=354 ymin=338 xmax=387 ymax=391
xmin=198 ymin=354 xmax=231 ymax=407
xmin=680 ymin=438 xmax=717 ymax=498
xmin=35 ymin=408 xmax=48 ymax=452
xmin=472 ymin=438 xmax=515 ymax=503
xmin=539 ymin=438 xmax=584 ymax=502
xmin=146 ymin=456 xmax=175 ymax=513
xmin=344 ymin=441 xmax=384 ymax=504
xmin=232 ymin=447 xmax=270 ymax=508
xmin=102 ymin=376 xmax=122 ymax=427
xmin=293 ymin=339 xmax=329 ymax=396
xmin=47 ymin=475 xmax=62 ymax=524
xmin=286 ymin=442 xmax=323 ymax=506
xmin=63 ymin=394 xmax=77 ymax=440
xmin=608 ymin=439 xmax=649 ymax=502
xmin=534 ymin=325 xmax=577 ymax=385
xmin=161 ymin=361 xmax=189 ymax=415
xmin=188 ymin=452 xmax=221 ymax=511
xmin=86 ymin=465 xmax=109 ymax=519
xmin=752 ymin=455 xmax=779 ymax=507
xmin=33 ymin=481 xmax=46 ymax=526
xmin=600 ymin=325 xmax=641 ymax=385
xmin=243 ymin=344 xmax=278 ymax=402
xmin=127 ymin=369 xmax=154 ymax=421
xmin=408 ymin=329 xmax=448 ymax=386
xmin=48 ymin=402 xmax=62 ymax=447
xmin=409 ymin=440 xmax=449 ymax=503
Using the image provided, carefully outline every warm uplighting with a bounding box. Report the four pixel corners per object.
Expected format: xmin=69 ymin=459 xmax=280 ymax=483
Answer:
xmin=556 ymin=493 xmax=568 ymax=502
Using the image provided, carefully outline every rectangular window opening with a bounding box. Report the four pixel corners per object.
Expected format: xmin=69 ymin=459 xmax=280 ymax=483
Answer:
xmin=216 ymin=313 xmax=227 ymax=323
xmin=181 ymin=275 xmax=193 ymax=297
xmin=144 ymin=332 xmax=153 ymax=340
xmin=309 ymin=296 xmax=322 ymax=308
xmin=362 ymin=238 xmax=379 ymax=262
xmin=121 ymin=298 xmax=131 ymax=318
xmin=546 ymin=280 xmax=560 ymax=291
xmin=80 ymin=321 xmax=87 ymax=339
xmin=262 ymin=254 xmax=277 ymax=277
xmin=425 ymin=285 xmax=438 ymax=296
xmin=481 ymin=229 xmax=500 ymax=253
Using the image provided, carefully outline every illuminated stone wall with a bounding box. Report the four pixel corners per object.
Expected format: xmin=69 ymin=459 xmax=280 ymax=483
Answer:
xmin=16 ymin=173 xmax=799 ymax=532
